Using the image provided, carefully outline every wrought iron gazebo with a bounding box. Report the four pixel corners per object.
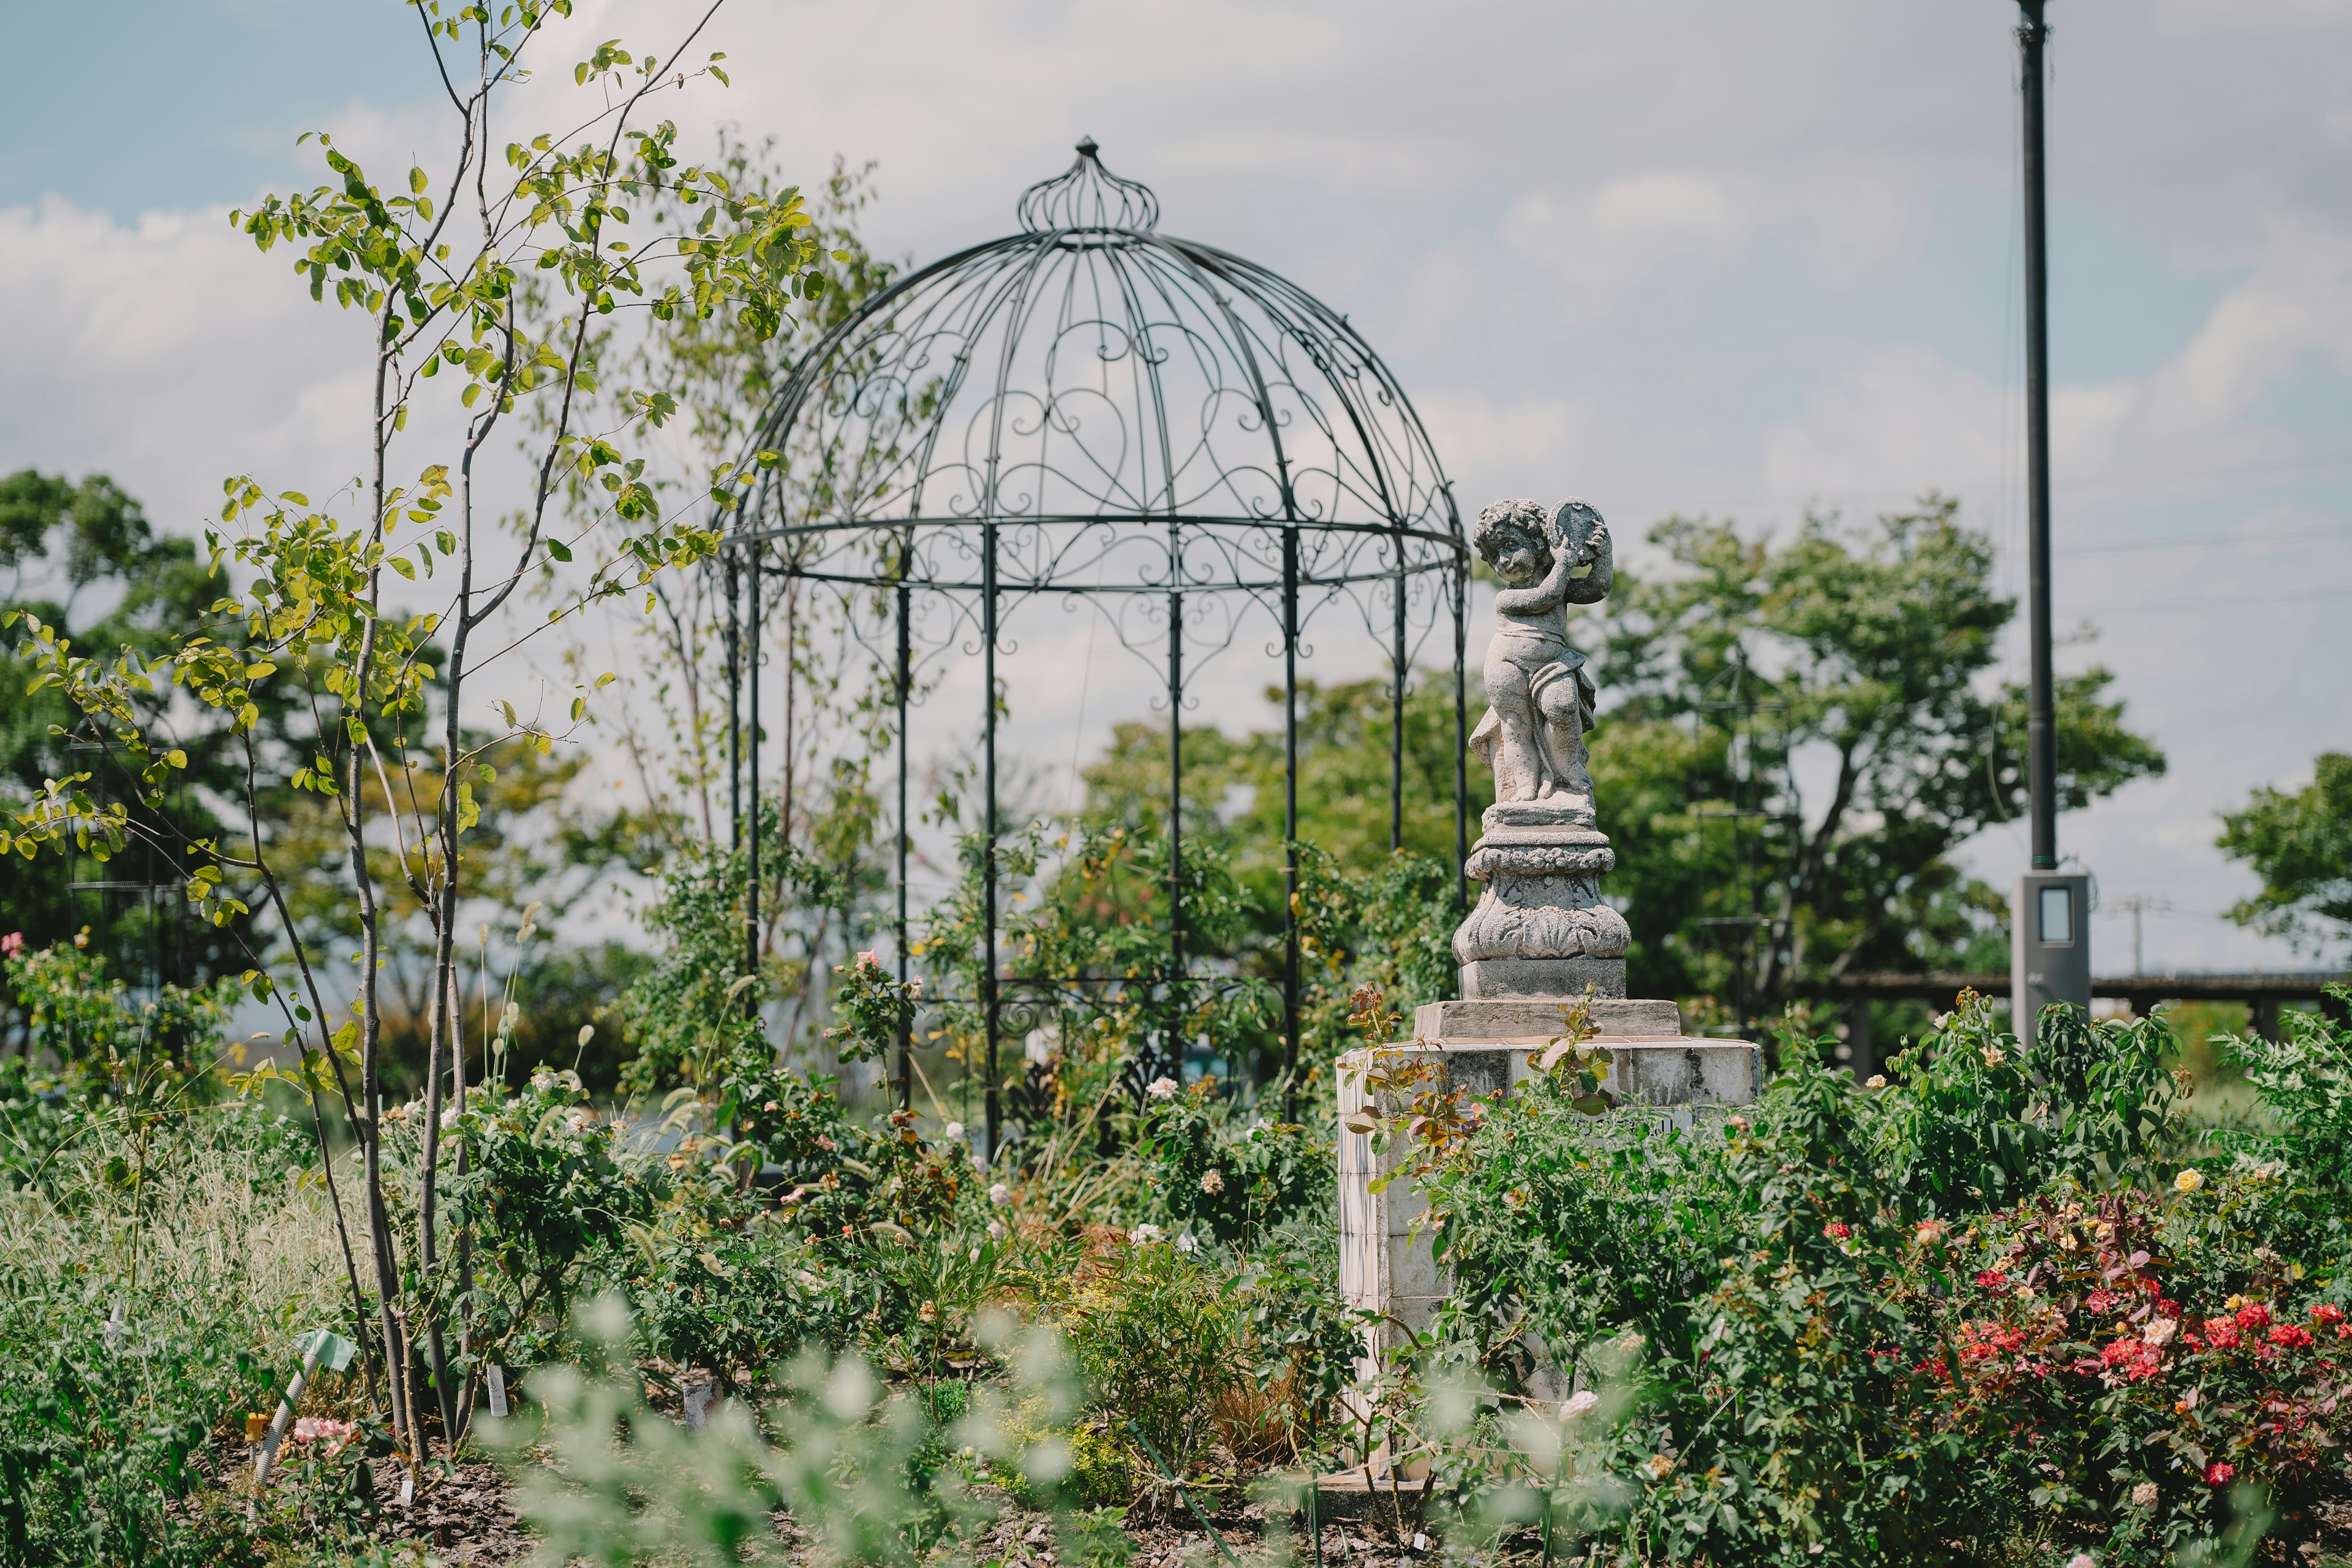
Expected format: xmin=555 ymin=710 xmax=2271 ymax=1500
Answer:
xmin=724 ymin=138 xmax=1468 ymax=1152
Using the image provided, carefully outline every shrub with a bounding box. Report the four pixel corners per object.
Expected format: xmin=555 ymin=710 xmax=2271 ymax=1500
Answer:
xmin=1137 ymin=1079 xmax=1329 ymax=1248
xmin=1044 ymin=1234 xmax=1247 ymax=1502
xmin=1414 ymin=996 xmax=2347 ymax=1564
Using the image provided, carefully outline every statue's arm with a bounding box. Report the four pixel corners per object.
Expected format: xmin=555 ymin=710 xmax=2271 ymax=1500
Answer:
xmin=1564 ymin=525 xmax=1613 ymax=605
xmin=1494 ymin=550 xmax=1574 ymax=614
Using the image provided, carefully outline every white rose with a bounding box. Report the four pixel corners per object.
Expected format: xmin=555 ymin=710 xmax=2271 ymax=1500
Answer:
xmin=1560 ymin=1390 xmax=1601 ymax=1421
xmin=1177 ymin=1232 xmax=1198 ymax=1254
xmin=1129 ymin=1223 xmax=1165 ymax=1246
xmin=986 ymin=1219 xmax=1006 ymax=1240
xmin=989 ymin=1182 xmax=1011 ymax=1207
xmin=2144 ymin=1317 xmax=2178 ymax=1347
xmin=1147 ymin=1077 xmax=1179 ymax=1099
xmin=943 ymin=1121 xmax=964 ymax=1143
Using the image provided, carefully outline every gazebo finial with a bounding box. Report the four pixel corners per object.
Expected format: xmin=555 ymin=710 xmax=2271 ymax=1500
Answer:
xmin=1016 ymin=136 xmax=1158 ymax=232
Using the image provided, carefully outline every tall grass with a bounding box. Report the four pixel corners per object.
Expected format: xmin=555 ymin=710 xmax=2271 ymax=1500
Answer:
xmin=0 ymin=1101 xmax=370 ymax=1565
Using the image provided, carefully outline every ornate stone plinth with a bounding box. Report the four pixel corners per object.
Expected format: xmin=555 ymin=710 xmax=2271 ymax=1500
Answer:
xmin=1450 ymin=804 xmax=1631 ymax=993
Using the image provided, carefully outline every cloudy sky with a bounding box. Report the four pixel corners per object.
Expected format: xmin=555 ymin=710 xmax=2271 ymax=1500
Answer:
xmin=4 ymin=0 xmax=2348 ymax=973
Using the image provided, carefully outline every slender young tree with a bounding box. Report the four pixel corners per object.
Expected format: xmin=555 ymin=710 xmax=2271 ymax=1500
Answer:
xmin=4 ymin=0 xmax=829 ymax=1471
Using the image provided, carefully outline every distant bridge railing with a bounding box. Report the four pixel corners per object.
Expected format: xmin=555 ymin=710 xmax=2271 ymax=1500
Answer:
xmin=1782 ymin=970 xmax=2347 ymax=1074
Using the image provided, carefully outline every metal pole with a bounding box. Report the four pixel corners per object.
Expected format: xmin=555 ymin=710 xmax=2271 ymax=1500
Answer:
xmin=2018 ymin=0 xmax=2057 ymax=871
xmin=1452 ymin=549 xmax=1469 ymax=914
xmin=896 ymin=562 xmax=913 ymax=1112
xmin=746 ymin=538 xmax=761 ymax=981
xmin=1167 ymin=586 xmax=1185 ymax=1083
xmin=1282 ymin=528 xmax=1300 ymax=1121
xmin=1390 ymin=562 xmax=1406 ymax=854
xmin=983 ymin=519 xmax=1001 ymax=1160
xmin=726 ymin=551 xmax=741 ymax=854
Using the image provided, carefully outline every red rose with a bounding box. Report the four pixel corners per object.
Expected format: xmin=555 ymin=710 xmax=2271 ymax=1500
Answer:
xmin=2236 ymin=1303 xmax=2272 ymax=1330
xmin=2206 ymin=1317 xmax=2242 ymax=1349
xmin=1823 ymin=1221 xmax=1851 ymax=1240
xmin=2269 ymin=1324 xmax=2315 ymax=1349
xmin=1975 ymin=1270 xmax=2008 ymax=1291
xmin=2313 ymin=1305 xmax=2345 ymax=1326
xmin=2206 ymin=1462 xmax=2235 ymax=1486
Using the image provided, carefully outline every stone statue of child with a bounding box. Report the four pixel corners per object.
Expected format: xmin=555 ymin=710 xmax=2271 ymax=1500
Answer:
xmin=1468 ymin=498 xmax=1613 ymax=814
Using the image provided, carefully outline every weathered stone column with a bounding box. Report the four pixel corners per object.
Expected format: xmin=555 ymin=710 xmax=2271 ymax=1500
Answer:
xmin=1337 ymin=1019 xmax=1758 ymax=1372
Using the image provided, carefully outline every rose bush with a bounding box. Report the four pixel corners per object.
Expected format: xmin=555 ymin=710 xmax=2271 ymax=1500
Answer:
xmin=1408 ymin=987 xmax=2352 ymax=1565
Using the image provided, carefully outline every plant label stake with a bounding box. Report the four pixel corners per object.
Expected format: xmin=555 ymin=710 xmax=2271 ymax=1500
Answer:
xmin=487 ymin=1363 xmax=508 ymax=1419
xmin=252 ymin=1327 xmax=357 ymax=1488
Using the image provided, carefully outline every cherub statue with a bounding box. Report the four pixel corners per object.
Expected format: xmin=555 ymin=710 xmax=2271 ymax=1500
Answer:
xmin=1468 ymin=498 xmax=1613 ymax=813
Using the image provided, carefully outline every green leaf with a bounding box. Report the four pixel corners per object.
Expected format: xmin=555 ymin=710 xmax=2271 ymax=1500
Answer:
xmin=388 ymin=556 xmax=416 ymax=581
xmin=545 ymin=537 xmax=573 ymax=562
xmin=409 ymin=165 xmax=428 ymax=195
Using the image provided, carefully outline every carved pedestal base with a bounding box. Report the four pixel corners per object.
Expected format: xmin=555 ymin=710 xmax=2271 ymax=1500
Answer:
xmin=1450 ymin=805 xmax=1631 ymax=986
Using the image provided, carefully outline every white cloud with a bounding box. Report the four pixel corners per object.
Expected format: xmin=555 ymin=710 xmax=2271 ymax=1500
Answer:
xmin=0 ymin=196 xmax=375 ymax=532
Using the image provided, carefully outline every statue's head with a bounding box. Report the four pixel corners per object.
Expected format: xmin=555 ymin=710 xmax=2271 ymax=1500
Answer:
xmin=1474 ymin=498 xmax=1551 ymax=585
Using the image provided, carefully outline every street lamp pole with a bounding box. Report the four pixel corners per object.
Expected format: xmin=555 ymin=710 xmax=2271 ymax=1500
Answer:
xmin=2018 ymin=0 xmax=2057 ymax=869
xmin=2009 ymin=1 xmax=2094 ymax=1028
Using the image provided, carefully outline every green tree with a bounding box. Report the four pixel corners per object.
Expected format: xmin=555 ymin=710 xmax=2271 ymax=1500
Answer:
xmin=1591 ymin=499 xmax=2166 ymax=1012
xmin=2217 ymin=752 xmax=2352 ymax=957
xmin=0 ymin=472 xmax=255 ymax=993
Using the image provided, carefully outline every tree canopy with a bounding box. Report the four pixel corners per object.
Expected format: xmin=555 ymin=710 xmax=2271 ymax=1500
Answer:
xmin=2219 ymin=752 xmax=2352 ymax=957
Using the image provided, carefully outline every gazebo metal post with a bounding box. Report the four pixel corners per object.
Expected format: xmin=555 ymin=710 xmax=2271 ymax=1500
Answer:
xmin=1166 ymin=582 xmax=1185 ymax=1082
xmin=1282 ymin=527 xmax=1301 ymax=1121
xmin=746 ymin=537 xmax=762 ymax=980
xmin=726 ymin=551 xmax=741 ymax=854
xmin=1390 ymin=557 xmax=1407 ymax=853
xmin=1452 ymin=550 xmax=1469 ymax=911
xmin=894 ymin=542 xmax=913 ymax=1112
xmin=982 ymin=518 xmax=1001 ymax=1161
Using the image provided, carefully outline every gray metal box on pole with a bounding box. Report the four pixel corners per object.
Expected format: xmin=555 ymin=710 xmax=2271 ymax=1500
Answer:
xmin=2013 ymin=871 xmax=2092 ymax=1030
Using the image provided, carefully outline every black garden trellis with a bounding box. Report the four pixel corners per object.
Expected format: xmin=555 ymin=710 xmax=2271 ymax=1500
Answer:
xmin=723 ymin=140 xmax=1468 ymax=1154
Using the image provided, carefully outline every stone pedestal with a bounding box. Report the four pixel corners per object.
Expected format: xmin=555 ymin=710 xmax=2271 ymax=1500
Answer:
xmin=1450 ymin=804 xmax=1631 ymax=974
xmin=1336 ymin=1018 xmax=1759 ymax=1373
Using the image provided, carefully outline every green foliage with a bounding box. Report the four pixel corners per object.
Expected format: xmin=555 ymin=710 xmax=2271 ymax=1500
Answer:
xmin=491 ymin=1300 xmax=1090 ymax=1568
xmin=1591 ymin=500 xmax=2166 ymax=1006
xmin=1043 ymin=1238 xmax=1246 ymax=1490
xmin=1136 ymin=1080 xmax=1327 ymax=1248
xmin=442 ymin=1069 xmax=657 ymax=1367
xmin=0 ymin=471 xmax=253 ymax=987
xmin=2 ymin=941 xmax=237 ymax=1109
xmin=615 ymin=804 xmax=852 ymax=1098
xmin=2210 ymin=987 xmax=2352 ymax=1280
xmin=2218 ymin=752 xmax=2352 ymax=953
xmin=1414 ymin=997 xmax=2352 ymax=1563
xmin=0 ymin=1095 xmax=363 ymax=1567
